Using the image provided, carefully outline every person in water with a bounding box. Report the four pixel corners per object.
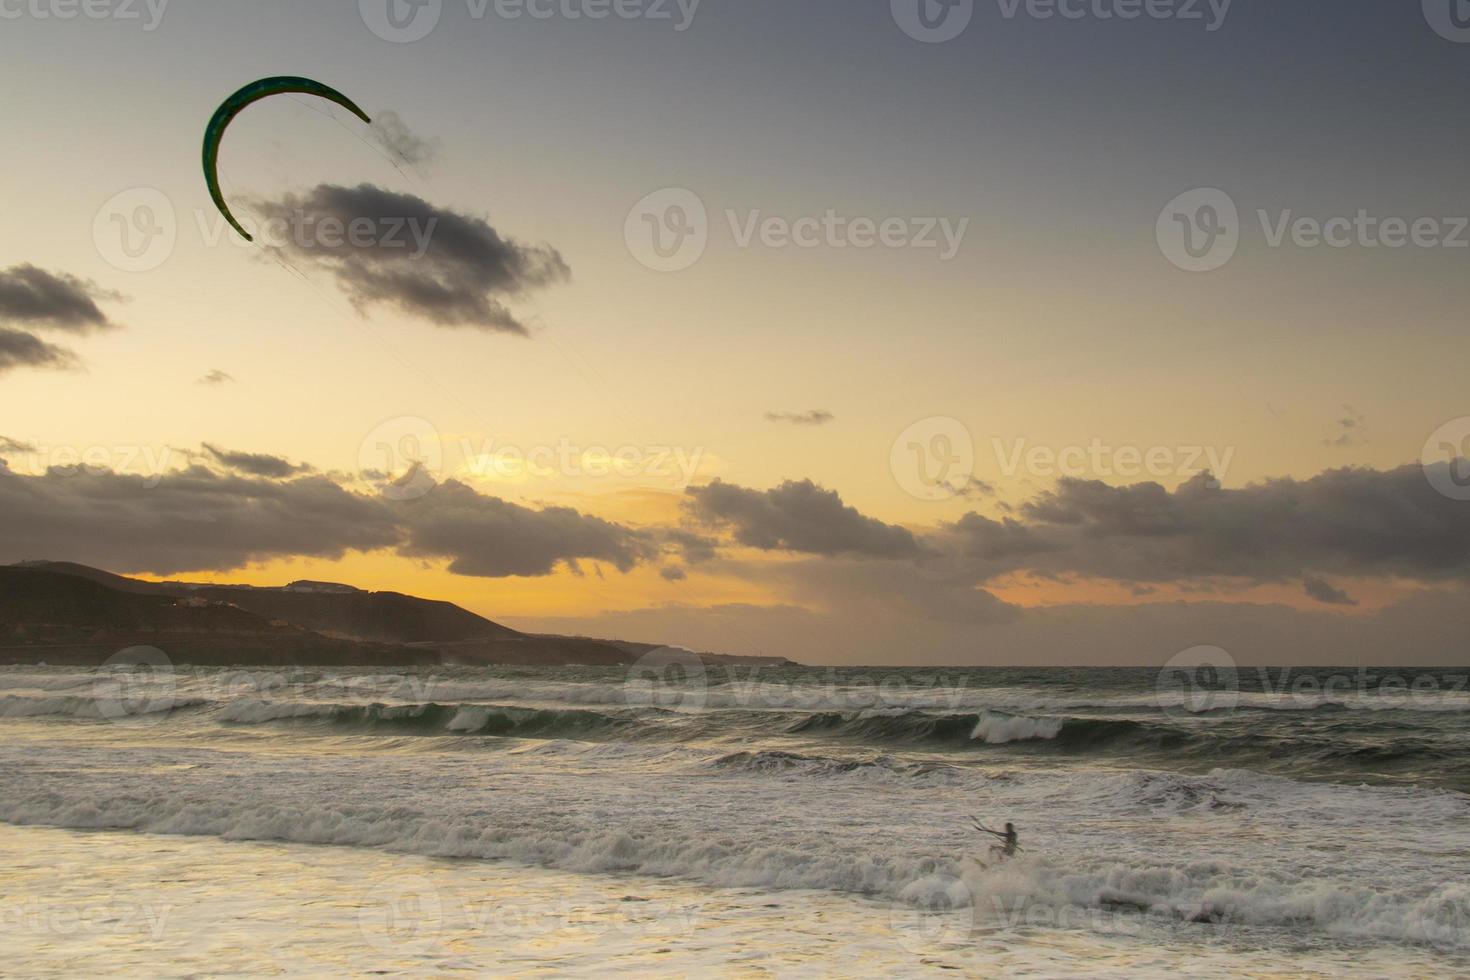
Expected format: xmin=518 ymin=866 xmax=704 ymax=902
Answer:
xmin=974 ymin=820 xmax=1020 ymax=860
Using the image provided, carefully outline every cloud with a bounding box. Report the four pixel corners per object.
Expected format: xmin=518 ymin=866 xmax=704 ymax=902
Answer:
xmin=663 ymin=529 xmax=719 ymax=565
xmin=201 ymin=443 xmax=313 ymax=479
xmin=0 ymin=328 xmax=76 ymax=374
xmin=1302 ymin=575 xmax=1358 ymax=606
xmin=952 ymin=464 xmax=1470 ymax=585
xmin=0 ymin=265 xmax=124 ymax=375
xmin=1324 ymin=404 xmax=1368 ymax=448
xmin=251 ymin=183 xmax=570 ymax=334
xmin=0 ymin=466 xmax=398 ymax=575
xmin=0 ymin=458 xmax=658 ymax=580
xmin=0 ymin=265 xmax=119 ymax=332
xmin=686 ymin=479 xmax=922 ymax=558
xmin=198 ymin=370 xmax=235 ymax=386
xmin=765 ymin=410 xmax=834 ymax=426
xmin=394 ymin=479 xmax=655 ymax=577
xmin=370 ymin=110 xmax=441 ymax=167
xmin=950 ymin=476 xmax=997 ymax=499
xmin=660 ymin=565 xmax=688 ymax=581
xmin=0 ymin=436 xmax=36 ymax=455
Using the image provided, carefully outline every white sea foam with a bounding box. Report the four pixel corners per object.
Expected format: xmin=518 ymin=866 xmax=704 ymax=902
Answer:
xmin=970 ymin=712 xmax=1064 ymax=744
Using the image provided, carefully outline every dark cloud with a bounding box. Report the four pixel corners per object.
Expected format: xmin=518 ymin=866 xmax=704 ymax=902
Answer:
xmin=251 ymin=183 xmax=570 ymax=334
xmin=394 ymin=479 xmax=655 ymax=577
xmin=198 ymin=370 xmax=235 ymax=386
xmin=664 ymin=529 xmax=719 ymax=565
xmin=1324 ymin=404 xmax=1368 ymax=448
xmin=0 ymin=264 xmax=118 ymax=332
xmin=970 ymin=464 xmax=1470 ymax=585
xmin=0 ymin=461 xmax=656 ymax=581
xmin=202 ymin=443 xmax=313 ymax=479
xmin=0 ymin=265 xmax=123 ymax=375
xmin=0 ymin=328 xmax=76 ymax=374
xmin=765 ymin=410 xmax=834 ymax=426
xmin=951 ymin=476 xmax=997 ymax=499
xmin=686 ymin=479 xmax=922 ymax=558
xmin=0 ymin=436 xmax=37 ymax=457
xmin=1302 ymin=575 xmax=1358 ymax=606
xmin=946 ymin=512 xmax=1052 ymax=561
xmin=747 ymin=554 xmax=1019 ymax=626
xmin=0 ymin=466 xmax=398 ymax=575
xmin=660 ymin=565 xmax=688 ymax=582
xmin=370 ymin=110 xmax=441 ymax=167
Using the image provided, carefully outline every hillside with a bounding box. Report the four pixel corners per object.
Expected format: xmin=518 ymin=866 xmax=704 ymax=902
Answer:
xmin=1 ymin=563 xmax=795 ymax=668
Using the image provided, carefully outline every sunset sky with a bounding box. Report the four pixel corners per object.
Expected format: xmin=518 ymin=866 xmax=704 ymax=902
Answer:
xmin=3 ymin=1 xmax=1470 ymax=663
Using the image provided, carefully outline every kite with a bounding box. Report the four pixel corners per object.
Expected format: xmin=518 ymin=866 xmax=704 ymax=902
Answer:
xmin=202 ymin=76 xmax=372 ymax=242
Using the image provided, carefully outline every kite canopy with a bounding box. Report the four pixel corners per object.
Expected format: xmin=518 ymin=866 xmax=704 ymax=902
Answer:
xmin=202 ymin=76 xmax=372 ymax=242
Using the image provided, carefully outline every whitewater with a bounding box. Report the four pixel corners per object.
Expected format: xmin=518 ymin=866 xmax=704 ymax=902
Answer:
xmin=2 ymin=662 xmax=1467 ymax=977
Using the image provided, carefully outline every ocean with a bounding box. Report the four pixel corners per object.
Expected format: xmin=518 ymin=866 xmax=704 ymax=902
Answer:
xmin=2 ymin=661 xmax=1468 ymax=977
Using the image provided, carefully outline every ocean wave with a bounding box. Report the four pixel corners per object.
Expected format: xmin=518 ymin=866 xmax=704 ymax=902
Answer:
xmin=0 ymin=693 xmax=206 ymax=720
xmin=710 ymin=749 xmax=957 ymax=781
xmin=0 ymin=783 xmax=1462 ymax=952
xmin=214 ymin=698 xmax=657 ymax=740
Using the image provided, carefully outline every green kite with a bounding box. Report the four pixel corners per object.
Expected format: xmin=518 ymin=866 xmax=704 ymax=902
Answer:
xmin=203 ymin=77 xmax=372 ymax=242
